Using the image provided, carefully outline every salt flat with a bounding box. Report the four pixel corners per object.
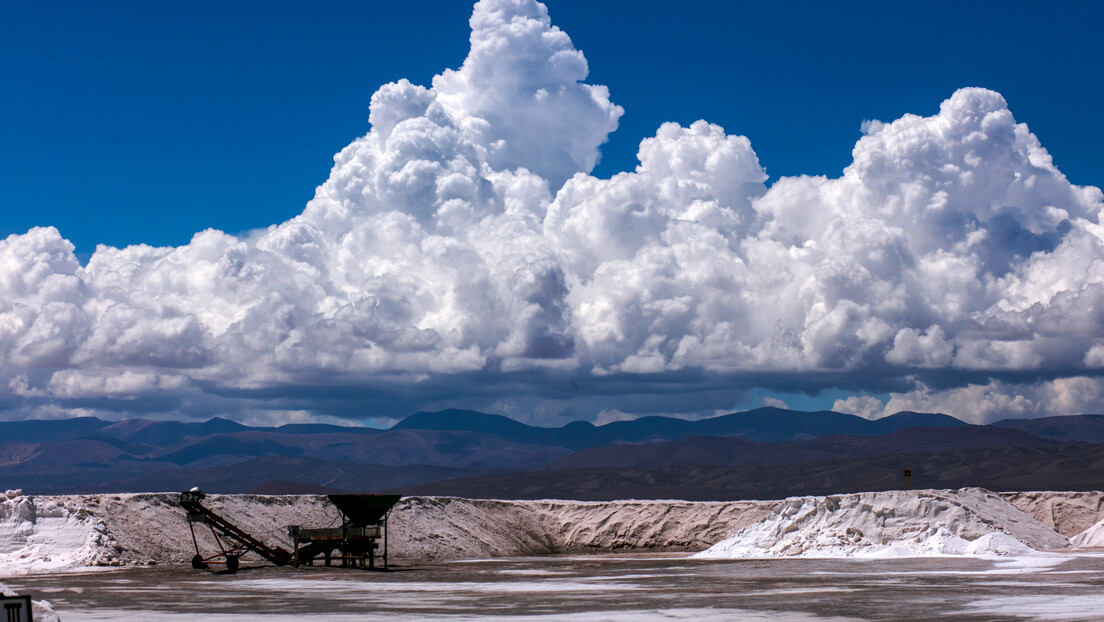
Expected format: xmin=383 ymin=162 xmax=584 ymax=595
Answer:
xmin=8 ymin=553 xmax=1104 ymax=621
xmin=7 ymin=488 xmax=1104 ymax=620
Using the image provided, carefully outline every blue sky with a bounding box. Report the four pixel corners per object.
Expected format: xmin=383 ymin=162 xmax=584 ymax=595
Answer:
xmin=4 ymin=1 xmax=1101 ymax=254
xmin=1 ymin=0 xmax=1103 ymax=426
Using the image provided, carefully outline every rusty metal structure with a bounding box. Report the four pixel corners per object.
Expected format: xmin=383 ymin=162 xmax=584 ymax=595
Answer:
xmin=179 ymin=488 xmax=292 ymax=572
xmin=178 ymin=488 xmax=401 ymax=573
xmin=288 ymin=494 xmax=401 ymax=569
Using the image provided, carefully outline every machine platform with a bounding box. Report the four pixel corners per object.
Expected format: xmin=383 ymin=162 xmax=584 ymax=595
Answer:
xmin=288 ymin=494 xmax=402 ymax=569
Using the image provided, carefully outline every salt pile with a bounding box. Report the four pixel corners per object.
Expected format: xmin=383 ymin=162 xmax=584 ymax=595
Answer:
xmin=1070 ymin=517 xmax=1104 ymax=548
xmin=0 ymin=489 xmax=126 ymax=574
xmin=693 ymin=488 xmax=1069 ymax=559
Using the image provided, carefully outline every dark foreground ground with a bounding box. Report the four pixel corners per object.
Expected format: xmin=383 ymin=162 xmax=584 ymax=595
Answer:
xmin=7 ymin=552 xmax=1104 ymax=621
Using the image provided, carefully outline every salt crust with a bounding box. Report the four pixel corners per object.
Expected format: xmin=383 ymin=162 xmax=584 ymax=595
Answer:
xmin=2 ymin=488 xmax=1102 ymax=577
xmin=0 ymin=575 xmax=61 ymax=621
xmin=18 ymin=609 xmax=862 ymax=622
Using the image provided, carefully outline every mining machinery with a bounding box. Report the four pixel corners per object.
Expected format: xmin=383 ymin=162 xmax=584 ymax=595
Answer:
xmin=178 ymin=488 xmax=401 ymax=573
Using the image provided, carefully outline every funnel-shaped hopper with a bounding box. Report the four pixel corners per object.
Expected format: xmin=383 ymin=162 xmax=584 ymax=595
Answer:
xmin=328 ymin=494 xmax=402 ymax=526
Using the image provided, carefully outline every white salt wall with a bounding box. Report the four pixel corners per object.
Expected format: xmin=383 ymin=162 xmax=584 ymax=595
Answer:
xmin=0 ymin=490 xmax=125 ymax=574
xmin=693 ymin=488 xmax=1070 ymax=559
xmin=390 ymin=496 xmax=777 ymax=559
xmin=2 ymin=488 xmax=1102 ymax=576
xmin=0 ymin=491 xmax=782 ymax=574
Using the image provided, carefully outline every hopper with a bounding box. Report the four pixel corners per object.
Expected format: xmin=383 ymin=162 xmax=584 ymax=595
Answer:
xmin=327 ymin=494 xmax=402 ymax=526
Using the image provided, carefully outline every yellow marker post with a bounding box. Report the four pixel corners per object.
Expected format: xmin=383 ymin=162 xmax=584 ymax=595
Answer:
xmin=903 ymin=468 xmax=912 ymax=490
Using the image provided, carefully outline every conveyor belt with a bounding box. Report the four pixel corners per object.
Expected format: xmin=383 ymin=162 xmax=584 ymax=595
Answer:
xmin=179 ymin=490 xmax=292 ymax=568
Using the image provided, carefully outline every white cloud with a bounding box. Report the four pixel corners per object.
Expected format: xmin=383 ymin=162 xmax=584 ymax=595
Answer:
xmin=1 ymin=0 xmax=1103 ymax=424
xmin=1086 ymin=344 xmax=1104 ymax=368
xmin=47 ymin=370 xmax=190 ymax=398
xmin=762 ymin=396 xmax=789 ymax=410
xmin=432 ymin=0 xmax=622 ymax=190
xmin=885 ymin=326 xmax=953 ymax=368
xmin=594 ymin=407 xmax=635 ymax=426
xmin=876 ymin=377 xmax=1104 ymax=424
xmin=832 ymin=395 xmax=886 ymax=420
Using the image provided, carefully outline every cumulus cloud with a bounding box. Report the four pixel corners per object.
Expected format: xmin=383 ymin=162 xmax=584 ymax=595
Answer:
xmin=832 ymin=395 xmax=886 ymax=420
xmin=2 ymin=0 xmax=1104 ymax=424
xmin=837 ymin=377 xmax=1104 ymax=424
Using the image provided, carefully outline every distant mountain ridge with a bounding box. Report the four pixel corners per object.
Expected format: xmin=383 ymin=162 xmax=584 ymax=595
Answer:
xmin=548 ymin=425 xmax=1059 ymax=470
xmin=992 ymin=414 xmax=1104 ymax=443
xmin=391 ymin=407 xmax=969 ymax=448
xmin=398 ymin=443 xmax=1104 ymax=502
xmin=4 ymin=408 xmax=1104 ymax=496
xmin=0 ymin=407 xmax=968 ymax=449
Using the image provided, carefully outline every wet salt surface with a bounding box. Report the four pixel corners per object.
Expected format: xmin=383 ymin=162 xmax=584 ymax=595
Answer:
xmin=7 ymin=553 xmax=1104 ymax=621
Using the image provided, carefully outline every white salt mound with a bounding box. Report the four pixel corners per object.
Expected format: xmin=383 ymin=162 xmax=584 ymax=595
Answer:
xmin=965 ymin=532 xmax=1039 ymax=556
xmin=1070 ymin=516 xmax=1104 ymax=548
xmin=0 ymin=490 xmax=126 ymax=574
xmin=693 ymin=488 xmax=1069 ymax=559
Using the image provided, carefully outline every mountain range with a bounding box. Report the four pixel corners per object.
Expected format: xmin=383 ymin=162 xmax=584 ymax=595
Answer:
xmin=2 ymin=408 xmax=1104 ymax=498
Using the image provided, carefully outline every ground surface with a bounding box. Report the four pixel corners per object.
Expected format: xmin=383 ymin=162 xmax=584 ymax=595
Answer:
xmin=8 ymin=553 xmax=1104 ymax=621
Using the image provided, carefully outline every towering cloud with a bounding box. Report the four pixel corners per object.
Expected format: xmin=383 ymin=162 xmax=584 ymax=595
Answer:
xmin=2 ymin=0 xmax=1103 ymax=424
